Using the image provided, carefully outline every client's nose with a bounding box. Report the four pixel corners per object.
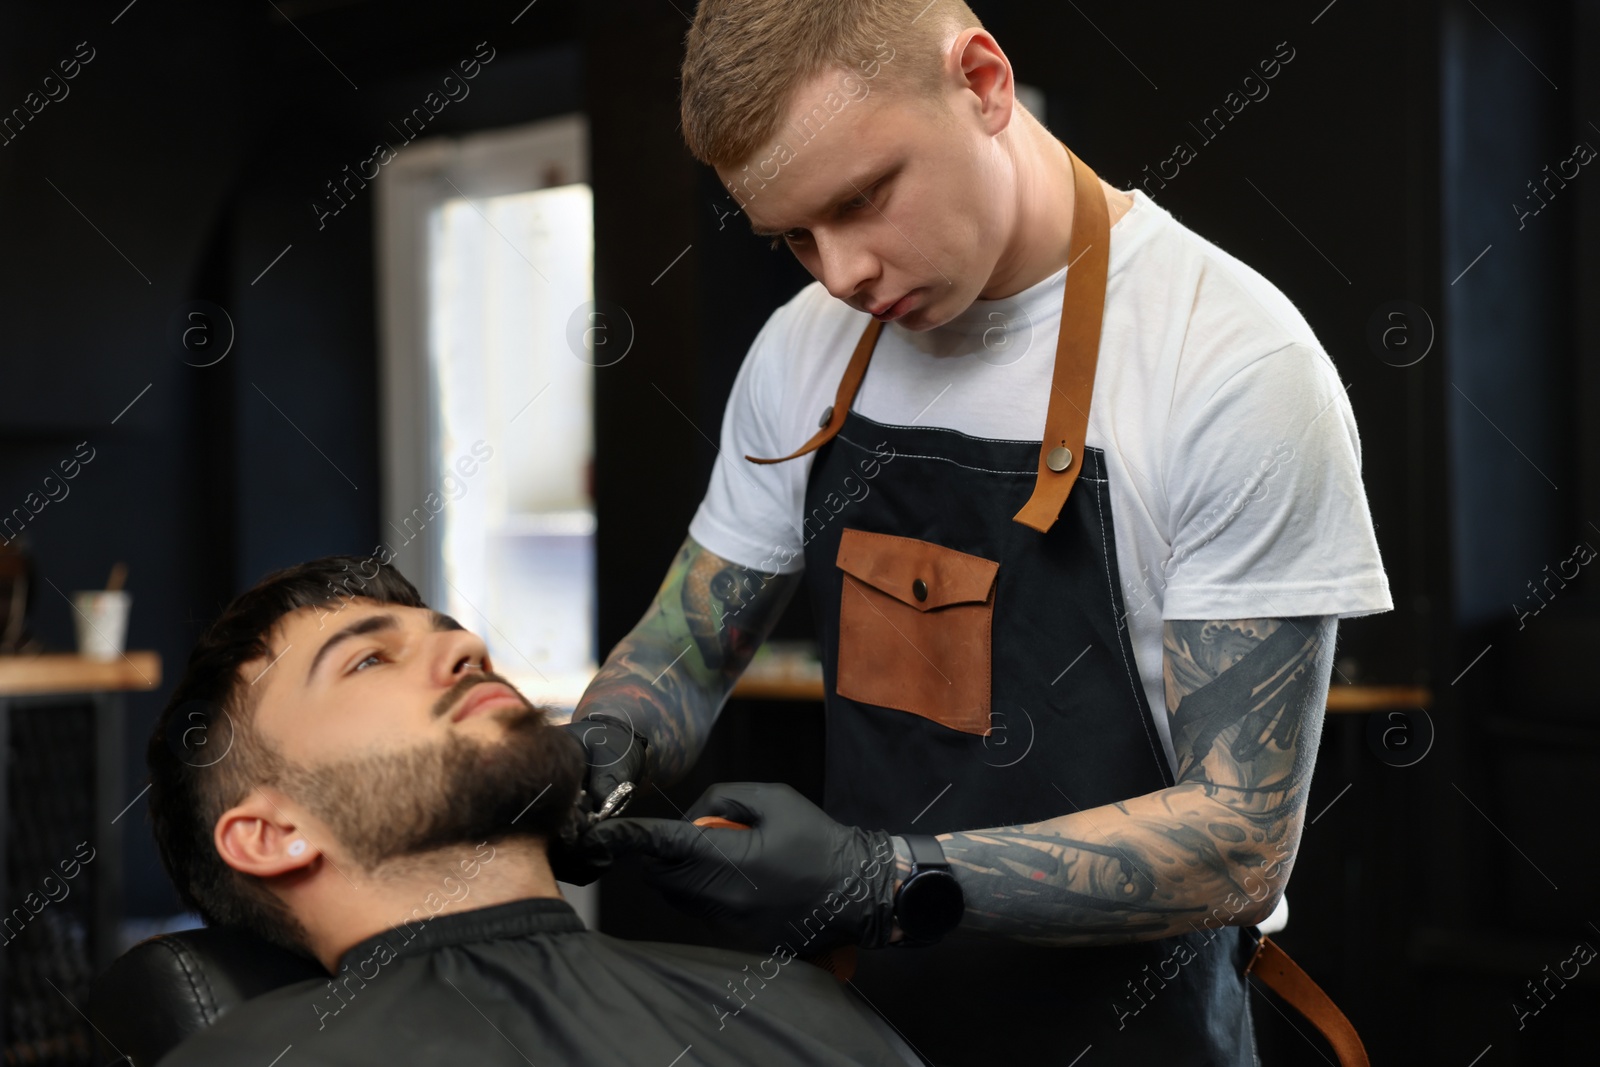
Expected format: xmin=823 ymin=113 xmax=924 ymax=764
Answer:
xmin=433 ymin=625 xmax=493 ymax=688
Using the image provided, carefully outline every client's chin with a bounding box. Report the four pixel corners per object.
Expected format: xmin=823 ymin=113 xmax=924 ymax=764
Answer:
xmin=276 ymin=705 xmax=586 ymax=870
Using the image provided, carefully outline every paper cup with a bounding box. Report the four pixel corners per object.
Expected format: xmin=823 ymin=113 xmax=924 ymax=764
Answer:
xmin=73 ymin=591 xmax=132 ymax=661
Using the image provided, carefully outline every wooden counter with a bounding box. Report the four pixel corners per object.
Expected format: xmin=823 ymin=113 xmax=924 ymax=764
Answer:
xmin=0 ymin=651 xmax=162 ymax=697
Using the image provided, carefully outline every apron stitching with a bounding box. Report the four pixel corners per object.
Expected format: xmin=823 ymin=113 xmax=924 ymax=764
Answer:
xmin=842 ymin=446 xmax=1037 ymax=477
xmin=1090 ymin=466 xmax=1171 ymax=780
xmin=837 ymin=431 xmax=1113 ymax=482
xmin=842 ymin=417 xmax=1047 ymax=447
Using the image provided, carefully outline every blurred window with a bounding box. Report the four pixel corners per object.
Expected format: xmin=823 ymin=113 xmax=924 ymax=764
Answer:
xmin=378 ymin=116 xmax=595 ymax=706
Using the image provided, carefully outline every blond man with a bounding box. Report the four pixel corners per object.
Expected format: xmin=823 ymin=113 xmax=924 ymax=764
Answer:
xmin=577 ymin=2 xmax=1391 ymax=1063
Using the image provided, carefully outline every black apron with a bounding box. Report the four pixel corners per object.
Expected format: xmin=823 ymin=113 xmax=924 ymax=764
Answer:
xmin=757 ymin=146 xmax=1260 ymax=1065
xmin=802 ymin=419 xmax=1259 ymax=1067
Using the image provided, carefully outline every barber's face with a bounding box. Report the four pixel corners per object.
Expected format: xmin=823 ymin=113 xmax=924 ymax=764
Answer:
xmin=722 ymin=57 xmax=1015 ymax=330
xmin=246 ymin=598 xmax=582 ymax=868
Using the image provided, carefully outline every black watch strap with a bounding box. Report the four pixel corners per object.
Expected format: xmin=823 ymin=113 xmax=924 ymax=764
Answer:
xmin=894 ymin=834 xmax=964 ymax=946
xmin=903 ymin=834 xmax=947 ymax=870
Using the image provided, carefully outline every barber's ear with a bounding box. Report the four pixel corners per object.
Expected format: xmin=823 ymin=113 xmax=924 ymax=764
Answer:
xmin=953 ymin=29 xmax=1014 ymax=135
xmin=214 ymin=789 xmax=321 ymax=877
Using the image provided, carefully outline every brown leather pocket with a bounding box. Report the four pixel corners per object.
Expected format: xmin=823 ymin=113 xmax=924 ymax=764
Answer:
xmin=835 ymin=528 xmax=999 ymax=735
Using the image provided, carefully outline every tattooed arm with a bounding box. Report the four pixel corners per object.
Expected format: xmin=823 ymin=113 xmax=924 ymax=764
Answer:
xmin=573 ymin=535 xmax=802 ymax=783
xmin=922 ymin=614 xmax=1336 ymax=947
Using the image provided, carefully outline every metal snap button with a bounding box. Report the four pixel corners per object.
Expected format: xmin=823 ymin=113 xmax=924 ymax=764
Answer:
xmin=818 ymin=405 xmax=835 ymax=428
xmin=912 ymin=578 xmax=928 ymax=602
xmin=1046 ymin=446 xmax=1073 ymax=472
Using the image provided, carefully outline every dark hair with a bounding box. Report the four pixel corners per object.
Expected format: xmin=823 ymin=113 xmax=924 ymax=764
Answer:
xmin=146 ymin=554 xmax=424 ymax=954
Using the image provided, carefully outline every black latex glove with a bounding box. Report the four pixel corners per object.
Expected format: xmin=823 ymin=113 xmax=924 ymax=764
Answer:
xmin=588 ymin=782 xmax=899 ymax=953
xmin=547 ymin=714 xmax=651 ymax=886
xmin=564 ymin=713 xmax=650 ymax=813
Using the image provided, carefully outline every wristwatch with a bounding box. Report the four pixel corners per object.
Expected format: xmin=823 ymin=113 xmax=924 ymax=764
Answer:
xmin=892 ymin=834 xmax=965 ymax=945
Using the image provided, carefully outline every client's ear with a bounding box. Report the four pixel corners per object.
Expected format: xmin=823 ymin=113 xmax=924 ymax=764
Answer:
xmin=215 ymin=788 xmax=321 ymax=877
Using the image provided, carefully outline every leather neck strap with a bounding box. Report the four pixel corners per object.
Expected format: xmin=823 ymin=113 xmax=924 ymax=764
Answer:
xmin=1011 ymin=144 xmax=1109 ymax=532
xmin=745 ymin=317 xmax=884 ymax=467
xmin=747 ymin=143 xmax=1110 ymax=536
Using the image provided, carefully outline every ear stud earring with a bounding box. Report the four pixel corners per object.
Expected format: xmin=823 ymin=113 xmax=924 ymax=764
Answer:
xmin=288 ymin=839 xmax=308 ymax=857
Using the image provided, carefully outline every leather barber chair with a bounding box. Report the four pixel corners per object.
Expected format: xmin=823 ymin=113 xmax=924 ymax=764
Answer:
xmin=88 ymin=926 xmax=324 ymax=1066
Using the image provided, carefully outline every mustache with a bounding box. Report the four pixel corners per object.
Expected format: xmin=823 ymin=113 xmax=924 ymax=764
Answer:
xmin=430 ymin=670 xmax=534 ymax=721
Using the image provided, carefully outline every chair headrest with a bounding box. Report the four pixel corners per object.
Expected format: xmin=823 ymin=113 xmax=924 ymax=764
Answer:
xmin=89 ymin=925 xmax=325 ymax=1066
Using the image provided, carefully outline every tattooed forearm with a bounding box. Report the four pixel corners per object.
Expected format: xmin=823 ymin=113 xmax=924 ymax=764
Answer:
xmin=574 ymin=536 xmax=801 ymax=782
xmin=940 ymin=615 xmax=1336 ymax=947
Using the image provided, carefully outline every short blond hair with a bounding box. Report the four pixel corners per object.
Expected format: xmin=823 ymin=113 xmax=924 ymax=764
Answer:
xmin=680 ymin=0 xmax=985 ymax=169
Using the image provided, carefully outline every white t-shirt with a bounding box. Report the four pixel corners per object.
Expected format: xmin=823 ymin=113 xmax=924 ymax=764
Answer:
xmin=690 ymin=186 xmax=1393 ymax=782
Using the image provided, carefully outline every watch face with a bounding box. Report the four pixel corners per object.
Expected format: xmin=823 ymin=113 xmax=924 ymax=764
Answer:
xmin=901 ymin=870 xmax=965 ymax=941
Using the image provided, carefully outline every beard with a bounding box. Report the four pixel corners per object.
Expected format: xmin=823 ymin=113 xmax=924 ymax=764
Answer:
xmin=274 ymin=701 xmax=586 ymax=871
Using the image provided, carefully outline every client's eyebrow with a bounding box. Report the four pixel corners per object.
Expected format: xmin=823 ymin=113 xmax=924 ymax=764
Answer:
xmin=305 ymin=610 xmax=466 ymax=684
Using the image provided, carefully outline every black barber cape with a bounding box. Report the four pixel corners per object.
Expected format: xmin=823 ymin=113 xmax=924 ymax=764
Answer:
xmin=156 ymin=898 xmax=924 ymax=1067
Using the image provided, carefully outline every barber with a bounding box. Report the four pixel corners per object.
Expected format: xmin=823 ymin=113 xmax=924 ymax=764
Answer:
xmin=563 ymin=4 xmax=1387 ymax=1064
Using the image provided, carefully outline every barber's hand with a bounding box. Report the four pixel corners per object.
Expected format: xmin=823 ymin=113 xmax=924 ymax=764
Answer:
xmin=546 ymin=714 xmax=651 ymax=886
xmin=588 ymin=782 xmax=898 ymax=953
xmin=562 ymin=713 xmax=651 ymax=814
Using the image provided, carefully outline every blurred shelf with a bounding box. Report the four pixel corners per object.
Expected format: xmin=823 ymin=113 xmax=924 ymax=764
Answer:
xmin=732 ymin=642 xmax=824 ymax=702
xmin=733 ymin=658 xmax=1432 ymax=713
xmin=1326 ymin=684 xmax=1432 ymax=713
xmin=0 ymin=651 xmax=162 ymax=697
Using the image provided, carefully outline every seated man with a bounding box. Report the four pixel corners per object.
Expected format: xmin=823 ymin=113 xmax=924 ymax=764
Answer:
xmin=145 ymin=555 xmax=920 ymax=1066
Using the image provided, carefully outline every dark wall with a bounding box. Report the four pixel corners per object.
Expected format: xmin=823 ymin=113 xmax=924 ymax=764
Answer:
xmin=1443 ymin=1 xmax=1579 ymax=626
xmin=1429 ymin=1 xmax=1600 ymax=1064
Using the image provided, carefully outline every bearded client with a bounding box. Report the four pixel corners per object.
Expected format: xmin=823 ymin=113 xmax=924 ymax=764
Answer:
xmin=143 ymin=556 xmax=922 ymax=1066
